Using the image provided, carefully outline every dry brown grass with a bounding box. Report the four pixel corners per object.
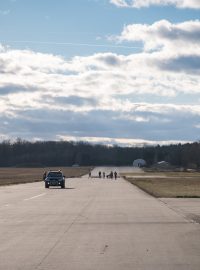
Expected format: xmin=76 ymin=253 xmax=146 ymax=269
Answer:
xmin=122 ymin=171 xmax=200 ymax=178
xmin=123 ymin=171 xmax=200 ymax=198
xmin=0 ymin=167 xmax=92 ymax=186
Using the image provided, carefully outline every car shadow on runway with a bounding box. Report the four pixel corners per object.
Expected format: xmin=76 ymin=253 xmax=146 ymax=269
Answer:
xmin=47 ymin=187 xmax=75 ymax=190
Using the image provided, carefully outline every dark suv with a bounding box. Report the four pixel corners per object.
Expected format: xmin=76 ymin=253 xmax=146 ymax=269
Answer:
xmin=45 ymin=170 xmax=65 ymax=189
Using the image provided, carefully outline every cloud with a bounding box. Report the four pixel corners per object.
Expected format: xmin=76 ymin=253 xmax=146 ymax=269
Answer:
xmin=42 ymin=95 xmax=99 ymax=107
xmin=1 ymin=103 xmax=200 ymax=144
xmin=0 ymin=85 xmax=36 ymax=95
xmin=117 ymin=20 xmax=200 ymax=52
xmin=156 ymin=55 xmax=200 ymax=73
xmin=110 ymin=0 xmax=200 ymax=9
xmin=0 ymin=41 xmax=199 ymax=145
xmin=114 ymin=20 xmax=200 ymax=74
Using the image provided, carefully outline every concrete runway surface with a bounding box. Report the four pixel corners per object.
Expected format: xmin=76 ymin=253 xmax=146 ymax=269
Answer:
xmin=0 ymin=167 xmax=200 ymax=270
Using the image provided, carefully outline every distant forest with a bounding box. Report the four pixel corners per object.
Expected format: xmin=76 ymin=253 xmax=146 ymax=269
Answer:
xmin=0 ymin=139 xmax=200 ymax=168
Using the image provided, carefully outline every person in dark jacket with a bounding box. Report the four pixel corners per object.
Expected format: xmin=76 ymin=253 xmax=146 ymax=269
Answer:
xmin=43 ymin=171 xmax=47 ymax=181
xmin=110 ymin=171 xmax=113 ymax=179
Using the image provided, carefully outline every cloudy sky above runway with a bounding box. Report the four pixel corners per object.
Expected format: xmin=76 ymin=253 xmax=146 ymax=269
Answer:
xmin=0 ymin=0 xmax=199 ymax=146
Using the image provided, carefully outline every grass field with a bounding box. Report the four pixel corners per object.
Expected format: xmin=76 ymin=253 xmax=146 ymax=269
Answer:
xmin=0 ymin=167 xmax=92 ymax=186
xmin=123 ymin=172 xmax=200 ymax=198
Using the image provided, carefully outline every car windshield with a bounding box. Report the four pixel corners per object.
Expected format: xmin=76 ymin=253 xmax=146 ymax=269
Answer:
xmin=47 ymin=172 xmax=62 ymax=177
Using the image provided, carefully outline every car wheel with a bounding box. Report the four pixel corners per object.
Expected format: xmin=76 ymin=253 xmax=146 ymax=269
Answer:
xmin=61 ymin=182 xmax=65 ymax=189
xmin=45 ymin=183 xmax=49 ymax=188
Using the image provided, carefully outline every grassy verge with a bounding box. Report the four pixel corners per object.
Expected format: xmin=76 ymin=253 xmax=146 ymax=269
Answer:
xmin=0 ymin=167 xmax=92 ymax=186
xmin=124 ymin=174 xmax=200 ymax=198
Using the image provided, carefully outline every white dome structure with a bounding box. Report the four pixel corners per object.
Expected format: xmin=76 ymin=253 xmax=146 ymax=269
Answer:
xmin=133 ymin=159 xmax=146 ymax=167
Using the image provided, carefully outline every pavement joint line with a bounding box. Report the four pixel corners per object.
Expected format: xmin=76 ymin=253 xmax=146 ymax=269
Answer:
xmin=24 ymin=193 xmax=46 ymax=201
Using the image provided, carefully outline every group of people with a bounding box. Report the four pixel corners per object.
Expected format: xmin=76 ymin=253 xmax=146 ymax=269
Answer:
xmin=106 ymin=171 xmax=118 ymax=180
xmin=89 ymin=170 xmax=118 ymax=180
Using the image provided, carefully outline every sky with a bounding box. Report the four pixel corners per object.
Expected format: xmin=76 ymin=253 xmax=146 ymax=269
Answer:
xmin=0 ymin=0 xmax=200 ymax=146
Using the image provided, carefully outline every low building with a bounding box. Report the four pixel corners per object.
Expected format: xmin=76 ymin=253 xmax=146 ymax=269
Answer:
xmin=157 ymin=161 xmax=170 ymax=167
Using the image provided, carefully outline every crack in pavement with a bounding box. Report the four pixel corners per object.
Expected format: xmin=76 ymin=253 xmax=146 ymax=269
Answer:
xmin=34 ymin=196 xmax=96 ymax=270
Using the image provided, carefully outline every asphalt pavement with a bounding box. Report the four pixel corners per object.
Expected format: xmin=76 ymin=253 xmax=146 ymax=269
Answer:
xmin=0 ymin=167 xmax=200 ymax=270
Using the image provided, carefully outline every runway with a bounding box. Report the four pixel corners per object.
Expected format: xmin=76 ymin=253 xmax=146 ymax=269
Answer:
xmin=0 ymin=167 xmax=200 ymax=270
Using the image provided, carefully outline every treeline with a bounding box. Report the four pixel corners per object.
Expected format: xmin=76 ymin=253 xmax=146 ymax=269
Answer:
xmin=0 ymin=139 xmax=200 ymax=168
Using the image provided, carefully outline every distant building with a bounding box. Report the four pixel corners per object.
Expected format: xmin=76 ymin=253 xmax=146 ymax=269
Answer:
xmin=133 ymin=159 xmax=146 ymax=167
xmin=72 ymin=164 xmax=79 ymax=167
xmin=155 ymin=161 xmax=171 ymax=169
xmin=157 ymin=161 xmax=169 ymax=167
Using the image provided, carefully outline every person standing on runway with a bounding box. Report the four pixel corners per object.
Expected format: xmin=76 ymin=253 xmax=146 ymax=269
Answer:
xmin=110 ymin=171 xmax=113 ymax=179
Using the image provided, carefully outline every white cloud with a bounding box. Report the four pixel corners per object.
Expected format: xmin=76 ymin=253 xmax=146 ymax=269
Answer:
xmin=114 ymin=20 xmax=200 ymax=76
xmin=0 ymin=40 xmax=200 ymax=144
xmin=117 ymin=20 xmax=200 ymax=52
xmin=110 ymin=0 xmax=129 ymax=7
xmin=0 ymin=42 xmax=199 ymax=99
xmin=110 ymin=0 xmax=200 ymax=9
